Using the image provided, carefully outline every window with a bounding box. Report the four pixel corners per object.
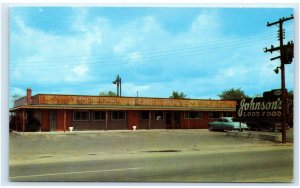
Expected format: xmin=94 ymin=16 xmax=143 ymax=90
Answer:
xmin=73 ymin=111 xmax=90 ymax=121
xmin=185 ymin=111 xmax=203 ymax=119
xmin=209 ymin=112 xmax=220 ymax=119
xmin=111 ymin=111 xmax=126 ymax=120
xmin=140 ymin=111 xmax=149 ymax=120
xmin=93 ymin=111 xmax=106 ymax=121
xmin=153 ymin=111 xmax=163 ymax=120
xmin=223 ymin=112 xmax=233 ymax=117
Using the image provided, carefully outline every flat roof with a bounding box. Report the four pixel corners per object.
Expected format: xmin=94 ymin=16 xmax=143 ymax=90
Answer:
xmin=12 ymin=93 xmax=236 ymax=111
xmin=10 ymin=104 xmax=235 ymax=112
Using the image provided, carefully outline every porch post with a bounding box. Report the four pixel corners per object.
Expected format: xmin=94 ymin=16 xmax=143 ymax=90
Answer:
xmin=63 ymin=110 xmax=66 ymax=132
xmin=172 ymin=112 xmax=175 ymax=129
xmin=105 ymin=111 xmax=108 ymax=131
xmin=148 ymin=111 xmax=151 ymax=130
xmin=22 ymin=110 xmax=25 ymax=133
xmin=15 ymin=113 xmax=18 ymax=131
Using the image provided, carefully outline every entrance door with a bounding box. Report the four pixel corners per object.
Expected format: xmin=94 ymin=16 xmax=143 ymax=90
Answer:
xmin=174 ymin=112 xmax=181 ymax=129
xmin=166 ymin=112 xmax=172 ymax=129
xmin=166 ymin=112 xmax=181 ymax=129
xmin=50 ymin=111 xmax=57 ymax=131
xmin=127 ymin=111 xmax=139 ymax=130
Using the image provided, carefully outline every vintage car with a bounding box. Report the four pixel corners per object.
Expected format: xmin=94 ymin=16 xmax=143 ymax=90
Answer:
xmin=208 ymin=117 xmax=248 ymax=131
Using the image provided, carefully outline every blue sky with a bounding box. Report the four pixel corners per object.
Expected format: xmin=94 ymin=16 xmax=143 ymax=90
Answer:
xmin=9 ymin=6 xmax=295 ymax=106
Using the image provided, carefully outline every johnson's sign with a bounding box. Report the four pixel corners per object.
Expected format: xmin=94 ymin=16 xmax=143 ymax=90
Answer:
xmin=237 ymin=97 xmax=282 ymax=120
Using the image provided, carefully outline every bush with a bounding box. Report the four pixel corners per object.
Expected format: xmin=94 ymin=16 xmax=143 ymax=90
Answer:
xmin=27 ymin=118 xmax=41 ymax=132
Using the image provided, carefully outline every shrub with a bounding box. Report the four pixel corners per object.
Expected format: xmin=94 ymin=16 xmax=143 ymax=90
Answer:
xmin=27 ymin=118 xmax=41 ymax=132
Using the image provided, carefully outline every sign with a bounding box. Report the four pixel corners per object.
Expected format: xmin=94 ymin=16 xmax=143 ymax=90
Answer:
xmin=236 ymin=97 xmax=282 ymax=120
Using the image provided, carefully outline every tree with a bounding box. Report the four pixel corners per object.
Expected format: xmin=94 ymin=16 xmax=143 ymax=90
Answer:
xmin=12 ymin=94 xmax=21 ymax=100
xmin=169 ymin=91 xmax=187 ymax=99
xmin=218 ymin=88 xmax=248 ymax=100
xmin=99 ymin=91 xmax=117 ymax=96
xmin=288 ymin=90 xmax=293 ymax=97
xmin=27 ymin=117 xmax=41 ymax=132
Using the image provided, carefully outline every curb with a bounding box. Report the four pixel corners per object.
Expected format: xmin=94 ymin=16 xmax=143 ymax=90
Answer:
xmin=226 ymin=131 xmax=282 ymax=142
xmin=10 ymin=129 xmax=197 ymax=136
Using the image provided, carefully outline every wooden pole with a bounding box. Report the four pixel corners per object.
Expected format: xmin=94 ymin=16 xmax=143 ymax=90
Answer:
xmin=148 ymin=111 xmax=151 ymax=130
xmin=22 ymin=110 xmax=25 ymax=133
xmin=63 ymin=110 xmax=66 ymax=132
xmin=172 ymin=112 xmax=175 ymax=129
xmin=105 ymin=111 xmax=108 ymax=131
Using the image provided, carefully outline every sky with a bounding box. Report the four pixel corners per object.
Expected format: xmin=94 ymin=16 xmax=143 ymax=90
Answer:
xmin=9 ymin=6 xmax=295 ymax=107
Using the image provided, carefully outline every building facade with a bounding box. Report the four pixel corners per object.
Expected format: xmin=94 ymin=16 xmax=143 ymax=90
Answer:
xmin=10 ymin=89 xmax=237 ymax=132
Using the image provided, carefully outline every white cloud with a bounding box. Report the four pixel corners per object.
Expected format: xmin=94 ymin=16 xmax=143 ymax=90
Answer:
xmin=73 ymin=63 xmax=88 ymax=76
xmin=10 ymin=14 xmax=104 ymax=84
xmin=127 ymin=52 xmax=142 ymax=63
xmin=10 ymin=8 xmax=294 ymax=100
xmin=142 ymin=16 xmax=161 ymax=33
xmin=113 ymin=37 xmax=136 ymax=55
xmin=189 ymin=11 xmax=221 ymax=37
xmin=71 ymin=8 xmax=89 ymax=32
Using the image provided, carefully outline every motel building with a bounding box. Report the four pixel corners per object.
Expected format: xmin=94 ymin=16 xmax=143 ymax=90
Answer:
xmin=9 ymin=88 xmax=236 ymax=132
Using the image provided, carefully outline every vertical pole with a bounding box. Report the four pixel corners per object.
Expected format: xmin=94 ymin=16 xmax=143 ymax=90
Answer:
xmin=172 ymin=112 xmax=174 ymax=129
xmin=119 ymin=78 xmax=122 ymax=97
xmin=265 ymin=16 xmax=293 ymax=143
xmin=15 ymin=113 xmax=18 ymax=131
xmin=105 ymin=111 xmax=108 ymax=131
xmin=187 ymin=113 xmax=190 ymax=129
xmin=117 ymin=82 xmax=119 ymax=97
xmin=148 ymin=111 xmax=151 ymax=130
xmin=22 ymin=110 xmax=25 ymax=133
xmin=64 ymin=110 xmax=66 ymax=132
xmin=279 ymin=22 xmax=287 ymax=143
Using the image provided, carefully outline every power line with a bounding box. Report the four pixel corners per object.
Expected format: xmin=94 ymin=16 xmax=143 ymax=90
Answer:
xmin=11 ymin=30 xmax=293 ymax=62
xmin=10 ymin=36 xmax=278 ymax=70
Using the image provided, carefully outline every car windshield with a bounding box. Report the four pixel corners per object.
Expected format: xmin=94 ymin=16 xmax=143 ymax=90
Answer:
xmin=222 ymin=117 xmax=233 ymax=122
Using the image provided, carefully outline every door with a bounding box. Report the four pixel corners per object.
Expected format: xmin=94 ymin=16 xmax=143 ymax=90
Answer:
xmin=50 ymin=111 xmax=57 ymax=131
xmin=166 ymin=112 xmax=172 ymax=129
xmin=166 ymin=112 xmax=181 ymax=129
xmin=174 ymin=112 xmax=181 ymax=129
xmin=127 ymin=111 xmax=139 ymax=129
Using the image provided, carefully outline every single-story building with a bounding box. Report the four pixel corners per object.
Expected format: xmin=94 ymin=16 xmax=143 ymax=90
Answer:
xmin=10 ymin=88 xmax=237 ymax=132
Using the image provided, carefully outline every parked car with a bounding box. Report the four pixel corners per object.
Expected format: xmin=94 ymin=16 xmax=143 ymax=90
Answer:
xmin=208 ymin=117 xmax=248 ymax=132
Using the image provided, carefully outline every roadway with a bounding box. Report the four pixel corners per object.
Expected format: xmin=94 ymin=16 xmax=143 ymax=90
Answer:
xmin=10 ymin=146 xmax=293 ymax=182
xmin=8 ymin=129 xmax=294 ymax=183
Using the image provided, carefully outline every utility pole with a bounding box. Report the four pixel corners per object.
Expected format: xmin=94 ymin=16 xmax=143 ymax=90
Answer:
xmin=264 ymin=15 xmax=294 ymax=143
xmin=113 ymin=75 xmax=122 ymax=97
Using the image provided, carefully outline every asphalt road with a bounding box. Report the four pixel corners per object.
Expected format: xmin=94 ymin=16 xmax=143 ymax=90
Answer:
xmin=8 ymin=130 xmax=294 ymax=183
xmin=10 ymin=148 xmax=292 ymax=182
